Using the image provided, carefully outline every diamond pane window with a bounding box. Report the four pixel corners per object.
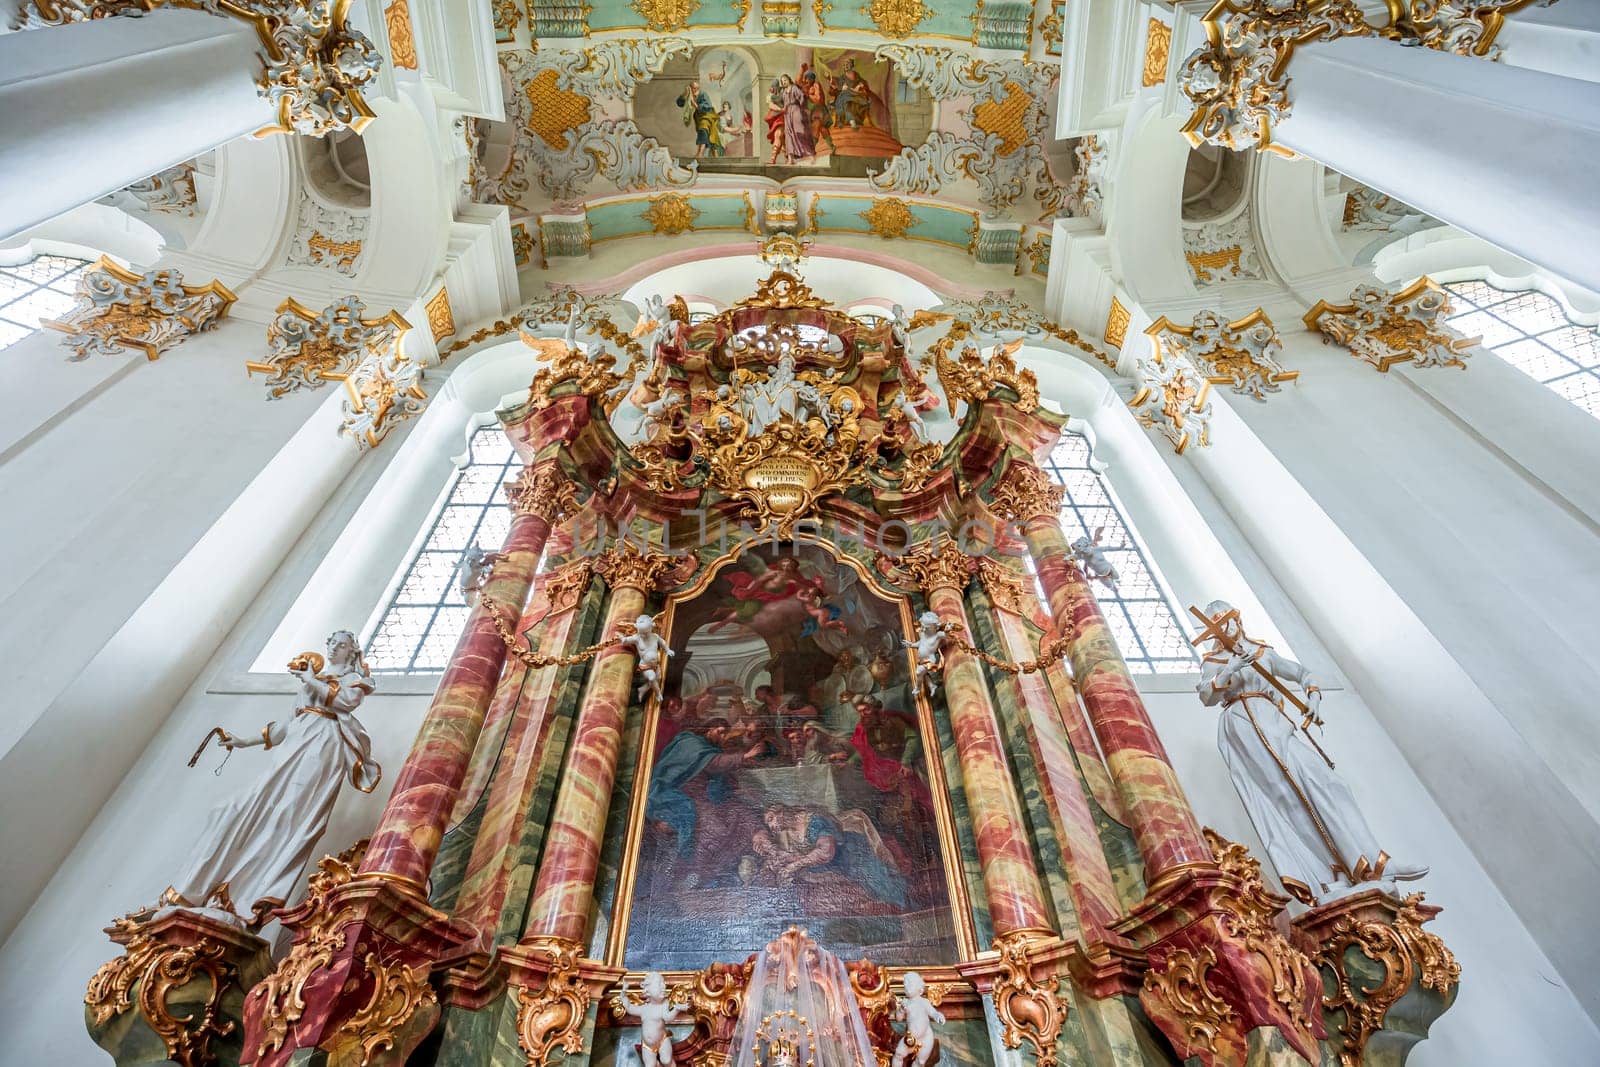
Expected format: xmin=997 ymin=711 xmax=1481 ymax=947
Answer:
xmin=0 ymin=253 xmax=91 ymax=353
xmin=1444 ymin=280 xmax=1600 ymax=419
xmin=365 ymin=426 xmax=522 ymax=673
xmin=1040 ymin=432 xmax=1199 ymax=674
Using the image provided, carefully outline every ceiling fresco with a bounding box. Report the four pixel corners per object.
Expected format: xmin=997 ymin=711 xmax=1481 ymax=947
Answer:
xmin=471 ymin=0 xmax=1091 ymax=279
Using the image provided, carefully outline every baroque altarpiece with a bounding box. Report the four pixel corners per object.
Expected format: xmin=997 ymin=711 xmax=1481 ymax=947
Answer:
xmin=84 ymin=244 xmax=1460 ymax=1067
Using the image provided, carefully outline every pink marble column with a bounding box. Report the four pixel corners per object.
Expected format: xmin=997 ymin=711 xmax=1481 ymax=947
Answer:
xmin=997 ymin=463 xmax=1209 ymax=884
xmin=521 ymin=544 xmax=680 ymax=947
xmin=360 ymin=464 xmax=575 ymax=889
xmin=908 ymin=539 xmax=1055 ymax=938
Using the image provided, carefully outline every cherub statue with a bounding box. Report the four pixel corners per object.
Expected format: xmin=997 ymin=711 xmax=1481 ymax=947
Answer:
xmin=1196 ymin=600 xmax=1427 ymax=903
xmin=613 ymin=971 xmax=685 ymax=1067
xmin=891 ymin=971 xmax=945 ymax=1067
xmin=622 ymin=613 xmax=674 ymax=701
xmin=640 ymin=388 xmax=684 ymax=442
xmin=457 ymin=544 xmax=503 ymax=603
xmin=889 ymin=302 xmax=910 ymax=348
xmin=892 ymin=391 xmax=928 ymax=443
xmin=903 ymin=610 xmax=956 ymax=697
xmin=169 ymin=631 xmax=379 ymax=927
xmin=1068 ymin=528 xmax=1119 ymax=587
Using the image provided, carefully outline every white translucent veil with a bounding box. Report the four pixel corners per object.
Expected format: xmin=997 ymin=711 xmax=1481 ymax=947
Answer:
xmin=727 ymin=928 xmax=877 ymax=1067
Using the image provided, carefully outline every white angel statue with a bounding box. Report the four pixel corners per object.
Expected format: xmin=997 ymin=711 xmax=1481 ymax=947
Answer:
xmin=623 ymin=613 xmax=674 ymax=700
xmin=904 ymin=611 xmax=956 ymax=697
xmin=891 ymin=971 xmax=945 ymax=1067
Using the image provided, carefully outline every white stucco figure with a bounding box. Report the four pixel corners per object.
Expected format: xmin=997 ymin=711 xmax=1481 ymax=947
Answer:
xmin=889 ymin=302 xmax=910 ymax=347
xmin=904 ymin=610 xmax=955 ymax=697
xmin=893 ymin=391 xmax=928 ymax=443
xmin=457 ymin=544 xmax=503 ymax=603
xmin=1196 ymin=601 xmax=1427 ymax=903
xmin=616 ymin=971 xmax=685 ymax=1066
xmin=641 ymin=388 xmax=685 ymax=442
xmin=1068 ymin=528 xmax=1119 ymax=587
xmin=168 ymin=631 xmax=380 ymax=926
xmin=741 ymin=354 xmax=803 ymax=437
xmin=623 ymin=613 xmax=674 ymax=700
xmin=891 ymin=971 xmax=945 ymax=1067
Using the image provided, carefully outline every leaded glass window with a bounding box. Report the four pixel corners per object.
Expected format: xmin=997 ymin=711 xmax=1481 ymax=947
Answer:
xmin=1443 ymin=280 xmax=1600 ymax=418
xmin=1040 ymin=432 xmax=1198 ymax=674
xmin=364 ymin=426 xmax=519 ymax=672
xmin=0 ymin=253 xmax=91 ymax=353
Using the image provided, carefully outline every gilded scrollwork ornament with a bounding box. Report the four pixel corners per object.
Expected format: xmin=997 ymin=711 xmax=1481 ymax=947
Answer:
xmin=593 ymin=543 xmax=689 ymax=594
xmin=991 ymin=932 xmax=1069 ymax=1067
xmin=341 ymin=346 xmax=429 ymax=450
xmin=1140 ymin=945 xmax=1236 ymax=1055
xmin=988 ymin=462 xmax=1064 ymax=524
xmin=85 ymin=915 xmax=250 ymax=1067
xmin=894 ymin=536 xmax=977 ymax=595
xmin=507 ymin=463 xmax=581 ymax=522
xmin=1298 ymin=891 xmax=1460 ymax=1067
xmin=1304 ymin=277 xmax=1478 ymax=372
xmin=45 ymin=257 xmax=236 ymax=361
xmin=13 ymin=1 xmax=382 ymax=137
xmin=1146 ymin=308 xmax=1297 ymax=401
xmin=515 ymin=937 xmax=591 ymax=1067
xmin=247 ymin=295 xmax=410 ymax=398
xmin=1129 ymin=354 xmax=1214 ymax=455
xmin=336 ymin=951 xmax=439 ymax=1066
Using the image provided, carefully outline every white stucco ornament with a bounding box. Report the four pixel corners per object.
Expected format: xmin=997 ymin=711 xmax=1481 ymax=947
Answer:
xmin=1304 ymin=278 xmax=1478 ymax=372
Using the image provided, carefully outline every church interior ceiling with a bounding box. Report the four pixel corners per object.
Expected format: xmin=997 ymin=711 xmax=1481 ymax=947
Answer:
xmin=472 ymin=0 xmax=1082 ymax=276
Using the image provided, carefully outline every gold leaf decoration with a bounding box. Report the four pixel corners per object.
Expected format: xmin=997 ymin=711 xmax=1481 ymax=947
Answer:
xmin=524 ymin=68 xmax=593 ymax=151
xmin=642 ymin=193 xmax=700 ymax=236
xmin=859 ymin=197 xmax=916 ymax=240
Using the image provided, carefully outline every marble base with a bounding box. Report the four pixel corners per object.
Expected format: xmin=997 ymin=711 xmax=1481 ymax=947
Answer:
xmin=85 ymin=909 xmax=272 ymax=1067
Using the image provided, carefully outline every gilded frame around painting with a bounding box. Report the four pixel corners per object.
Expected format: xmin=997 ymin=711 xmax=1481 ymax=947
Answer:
xmin=603 ymin=532 xmax=979 ymax=971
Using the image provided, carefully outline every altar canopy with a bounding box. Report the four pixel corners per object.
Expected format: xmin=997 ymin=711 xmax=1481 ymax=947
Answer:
xmin=726 ymin=928 xmax=879 ymax=1067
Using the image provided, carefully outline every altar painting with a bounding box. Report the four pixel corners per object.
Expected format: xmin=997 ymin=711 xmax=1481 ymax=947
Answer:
xmin=621 ymin=543 xmax=960 ymax=971
xmin=635 ymin=45 xmax=931 ymax=179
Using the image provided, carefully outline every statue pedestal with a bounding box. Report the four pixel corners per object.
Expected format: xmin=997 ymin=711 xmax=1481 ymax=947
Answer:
xmin=85 ymin=909 xmax=272 ymax=1067
xmin=1292 ymin=890 xmax=1460 ymax=1067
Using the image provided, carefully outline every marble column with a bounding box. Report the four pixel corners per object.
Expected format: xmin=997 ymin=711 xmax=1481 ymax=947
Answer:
xmin=1179 ymin=5 xmax=1600 ymax=292
xmin=903 ymin=538 xmax=1055 ymax=939
xmin=994 ymin=462 xmax=1209 ymax=884
xmin=0 ymin=10 xmax=263 ymax=240
xmin=451 ymin=558 xmax=596 ymax=946
xmin=985 ymin=589 xmax=1123 ymax=943
xmin=360 ymin=464 xmax=575 ymax=889
xmin=520 ymin=544 xmax=683 ymax=948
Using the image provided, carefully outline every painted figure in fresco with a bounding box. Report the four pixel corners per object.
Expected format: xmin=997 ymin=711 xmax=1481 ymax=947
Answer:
xmin=764 ymin=79 xmax=789 ymax=164
xmin=777 ymin=74 xmax=817 ymax=162
xmin=676 ymin=80 xmax=724 ymax=158
xmin=904 ymin=611 xmax=956 ymax=697
xmin=816 ymin=647 xmax=874 ymax=708
xmin=168 ymin=631 xmax=379 ymax=927
xmin=624 ymin=613 xmax=674 ymax=701
xmin=1196 ymin=600 xmax=1428 ymax=903
xmin=708 ymin=555 xmax=843 ymax=642
xmin=850 ymin=697 xmax=933 ymax=816
xmin=1069 ymin=528 xmax=1120 ymax=588
xmin=749 ymin=804 xmax=909 ymax=908
xmin=615 ymin=971 xmax=686 ymax=1066
xmin=784 ymin=721 xmax=854 ymax=765
xmin=799 ymin=66 xmax=834 ymax=153
xmin=648 ymin=719 xmax=765 ymax=859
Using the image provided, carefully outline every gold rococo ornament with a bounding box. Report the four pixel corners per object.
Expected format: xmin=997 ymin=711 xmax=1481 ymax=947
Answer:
xmin=515 ymin=936 xmax=591 ymax=1067
xmin=991 ymin=931 xmax=1070 ymax=1067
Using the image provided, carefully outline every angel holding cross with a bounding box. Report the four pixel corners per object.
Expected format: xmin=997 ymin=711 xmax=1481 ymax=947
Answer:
xmin=1193 ymin=600 xmax=1427 ymax=904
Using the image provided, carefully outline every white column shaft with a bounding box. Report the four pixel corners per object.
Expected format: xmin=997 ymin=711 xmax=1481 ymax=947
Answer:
xmin=1499 ymin=2 xmax=1600 ymax=84
xmin=0 ymin=9 xmax=265 ymax=242
xmin=1276 ymin=35 xmax=1600 ymax=293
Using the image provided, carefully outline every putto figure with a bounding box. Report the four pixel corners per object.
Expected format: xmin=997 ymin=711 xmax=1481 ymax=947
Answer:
xmin=1195 ymin=600 xmax=1427 ymax=903
xmin=1068 ymin=528 xmax=1119 ymax=588
xmin=169 ymin=630 xmax=379 ymax=926
xmin=904 ymin=611 xmax=955 ymax=697
xmin=624 ymin=613 xmax=674 ymax=701
xmin=613 ymin=971 xmax=686 ymax=1066
xmin=891 ymin=971 xmax=945 ymax=1067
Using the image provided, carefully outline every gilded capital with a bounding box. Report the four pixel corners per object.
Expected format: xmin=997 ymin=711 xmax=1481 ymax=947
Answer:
xmin=248 ymin=295 xmax=411 ymax=398
xmin=989 ymin=462 xmax=1065 ymax=523
xmin=44 ymin=258 xmax=235 ymax=361
xmin=14 ymin=1 xmax=381 ymax=137
xmin=898 ymin=536 xmax=978 ymax=595
xmin=592 ymin=543 xmax=685 ymax=594
xmin=1146 ymin=308 xmax=1296 ymax=402
xmin=507 ymin=463 xmax=580 ymax=521
xmin=1304 ymin=277 xmax=1476 ymax=372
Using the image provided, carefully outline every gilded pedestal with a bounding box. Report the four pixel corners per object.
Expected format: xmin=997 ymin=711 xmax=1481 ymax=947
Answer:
xmin=85 ymin=910 xmax=272 ymax=1067
xmin=1294 ymin=891 xmax=1460 ymax=1067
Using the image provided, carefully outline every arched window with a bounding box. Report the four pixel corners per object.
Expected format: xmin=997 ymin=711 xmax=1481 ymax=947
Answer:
xmin=0 ymin=252 xmax=92 ymax=353
xmin=1443 ymin=280 xmax=1600 ymax=418
xmin=363 ymin=425 xmax=518 ymax=672
xmin=1040 ymin=432 xmax=1198 ymax=673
